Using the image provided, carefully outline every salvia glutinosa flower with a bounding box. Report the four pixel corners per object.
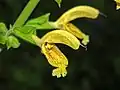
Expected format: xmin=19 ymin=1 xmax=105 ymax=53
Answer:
xmin=32 ymin=30 xmax=80 ymax=78
xmin=32 ymin=5 xmax=100 ymax=78
xmin=114 ymin=0 xmax=120 ymax=10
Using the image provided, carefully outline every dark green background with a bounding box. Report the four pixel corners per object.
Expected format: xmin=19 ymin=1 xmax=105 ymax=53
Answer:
xmin=0 ymin=0 xmax=120 ymax=90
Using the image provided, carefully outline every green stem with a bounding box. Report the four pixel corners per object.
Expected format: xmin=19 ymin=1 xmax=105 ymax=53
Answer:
xmin=13 ymin=0 xmax=40 ymax=28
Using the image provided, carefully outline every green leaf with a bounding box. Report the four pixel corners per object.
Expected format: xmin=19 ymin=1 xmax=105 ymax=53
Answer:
xmin=25 ymin=13 xmax=55 ymax=30
xmin=0 ymin=23 xmax=8 ymax=45
xmin=55 ymin=0 xmax=62 ymax=8
xmin=13 ymin=26 xmax=36 ymax=44
xmin=0 ymin=35 xmax=7 ymax=45
xmin=6 ymin=35 xmax=20 ymax=49
xmin=0 ymin=22 xmax=8 ymax=33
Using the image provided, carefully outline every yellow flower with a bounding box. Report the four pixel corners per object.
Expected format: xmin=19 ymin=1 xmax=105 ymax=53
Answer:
xmin=114 ymin=0 xmax=120 ymax=10
xmin=32 ymin=5 xmax=100 ymax=78
xmin=50 ymin=5 xmax=100 ymax=47
xmin=32 ymin=30 xmax=80 ymax=78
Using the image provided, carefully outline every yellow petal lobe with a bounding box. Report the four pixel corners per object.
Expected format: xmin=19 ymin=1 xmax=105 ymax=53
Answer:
xmin=52 ymin=67 xmax=67 ymax=78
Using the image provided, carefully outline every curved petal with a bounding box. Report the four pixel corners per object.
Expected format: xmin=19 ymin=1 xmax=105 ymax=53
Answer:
xmin=41 ymin=30 xmax=80 ymax=50
xmin=32 ymin=30 xmax=80 ymax=50
xmin=55 ymin=5 xmax=99 ymax=25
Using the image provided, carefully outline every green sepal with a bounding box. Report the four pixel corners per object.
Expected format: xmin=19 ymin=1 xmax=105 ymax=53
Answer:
xmin=25 ymin=13 xmax=55 ymax=30
xmin=6 ymin=35 xmax=20 ymax=49
xmin=0 ymin=22 xmax=8 ymax=33
xmin=0 ymin=22 xmax=8 ymax=45
xmin=0 ymin=35 xmax=7 ymax=45
xmin=13 ymin=26 xmax=36 ymax=44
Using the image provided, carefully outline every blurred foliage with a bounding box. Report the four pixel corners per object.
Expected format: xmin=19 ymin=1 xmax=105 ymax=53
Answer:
xmin=1 ymin=0 xmax=120 ymax=90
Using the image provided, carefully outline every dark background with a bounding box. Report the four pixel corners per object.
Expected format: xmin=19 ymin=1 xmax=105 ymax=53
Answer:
xmin=0 ymin=0 xmax=120 ymax=90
